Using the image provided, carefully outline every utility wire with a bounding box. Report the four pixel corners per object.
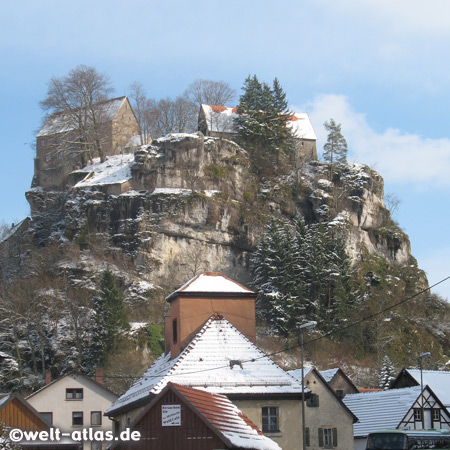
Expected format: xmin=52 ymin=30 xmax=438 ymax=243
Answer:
xmin=103 ymin=275 xmax=450 ymax=382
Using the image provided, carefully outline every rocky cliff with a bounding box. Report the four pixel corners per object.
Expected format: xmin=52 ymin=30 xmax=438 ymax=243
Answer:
xmin=3 ymin=132 xmax=423 ymax=295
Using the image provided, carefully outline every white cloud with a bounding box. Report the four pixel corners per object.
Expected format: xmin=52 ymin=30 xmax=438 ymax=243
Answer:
xmin=300 ymin=94 xmax=450 ymax=189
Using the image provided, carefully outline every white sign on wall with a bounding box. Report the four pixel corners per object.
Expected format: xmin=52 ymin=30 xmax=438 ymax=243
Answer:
xmin=162 ymin=404 xmax=182 ymax=426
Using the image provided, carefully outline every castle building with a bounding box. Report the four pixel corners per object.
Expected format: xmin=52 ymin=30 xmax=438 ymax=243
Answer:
xmin=34 ymin=96 xmax=141 ymax=189
xmin=198 ymin=104 xmax=318 ymax=164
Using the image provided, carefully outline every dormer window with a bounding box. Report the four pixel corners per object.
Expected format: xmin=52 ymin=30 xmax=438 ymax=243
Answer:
xmin=229 ymin=360 xmax=243 ymax=369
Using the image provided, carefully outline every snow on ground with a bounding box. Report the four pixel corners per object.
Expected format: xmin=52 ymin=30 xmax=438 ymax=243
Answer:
xmin=74 ymin=154 xmax=134 ymax=188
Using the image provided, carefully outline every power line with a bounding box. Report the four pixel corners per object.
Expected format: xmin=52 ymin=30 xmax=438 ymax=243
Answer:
xmin=104 ymin=275 xmax=450 ymax=382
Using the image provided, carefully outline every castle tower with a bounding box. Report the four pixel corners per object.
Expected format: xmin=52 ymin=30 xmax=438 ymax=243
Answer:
xmin=164 ymin=272 xmax=256 ymax=358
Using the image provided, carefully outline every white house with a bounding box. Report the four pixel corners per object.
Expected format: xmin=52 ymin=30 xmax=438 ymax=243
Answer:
xmin=26 ymin=370 xmax=118 ymax=450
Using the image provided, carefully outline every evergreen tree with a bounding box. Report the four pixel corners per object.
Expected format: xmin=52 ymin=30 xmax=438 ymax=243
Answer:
xmin=251 ymin=216 xmax=355 ymax=335
xmin=379 ymin=355 xmax=396 ymax=389
xmin=86 ymin=270 xmax=129 ymax=369
xmin=323 ymin=119 xmax=348 ymax=178
xmin=235 ymin=75 xmax=294 ymax=171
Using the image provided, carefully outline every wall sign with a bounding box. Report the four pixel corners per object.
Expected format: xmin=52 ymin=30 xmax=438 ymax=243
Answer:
xmin=162 ymin=404 xmax=182 ymax=426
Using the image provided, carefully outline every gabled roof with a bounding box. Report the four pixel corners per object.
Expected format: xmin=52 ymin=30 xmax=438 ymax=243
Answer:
xmin=106 ymin=315 xmax=303 ymax=416
xmin=165 ymin=272 xmax=256 ymax=302
xmin=0 ymin=393 xmax=51 ymax=428
xmin=288 ymin=367 xmax=358 ymax=423
xmin=123 ymin=383 xmax=281 ymax=450
xmin=26 ymin=369 xmax=118 ymax=401
xmin=343 ymin=386 xmax=423 ymax=437
xmin=38 ymin=96 xmax=127 ymax=137
xmin=392 ymin=369 xmax=450 ymax=407
xmin=200 ymin=104 xmax=317 ymax=140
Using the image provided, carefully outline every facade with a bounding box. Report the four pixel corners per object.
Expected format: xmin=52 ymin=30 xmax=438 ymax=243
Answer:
xmin=26 ymin=371 xmax=118 ymax=450
xmin=391 ymin=368 xmax=450 ymax=408
xmin=319 ymin=368 xmax=359 ymax=399
xmin=111 ymin=383 xmax=280 ymax=450
xmin=198 ymin=104 xmax=318 ymax=163
xmin=0 ymin=393 xmax=79 ymax=449
xmin=343 ymin=385 xmax=450 ymax=450
xmin=106 ymin=272 xmax=306 ymax=450
xmin=289 ymin=368 xmax=358 ymax=450
xmin=34 ymin=96 xmax=141 ymax=189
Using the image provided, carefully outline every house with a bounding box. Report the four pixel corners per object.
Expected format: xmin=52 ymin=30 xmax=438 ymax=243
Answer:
xmin=0 ymin=393 xmax=79 ymax=449
xmin=319 ymin=368 xmax=359 ymax=399
xmin=34 ymin=96 xmax=141 ymax=189
xmin=391 ymin=368 xmax=450 ymax=408
xmin=289 ymin=367 xmax=358 ymax=450
xmin=106 ymin=272 xmax=357 ymax=450
xmin=111 ymin=382 xmax=281 ymax=450
xmin=26 ymin=370 xmax=118 ymax=450
xmin=343 ymin=385 xmax=450 ymax=450
xmin=198 ymin=104 xmax=318 ymax=164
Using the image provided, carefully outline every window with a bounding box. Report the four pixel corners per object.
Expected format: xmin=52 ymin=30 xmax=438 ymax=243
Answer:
xmin=307 ymin=394 xmax=319 ymax=407
xmin=432 ymin=409 xmax=440 ymax=421
xmin=262 ymin=406 xmax=279 ymax=433
xmin=72 ymin=412 xmax=83 ymax=426
xmin=41 ymin=412 xmax=53 ymax=425
xmin=66 ymin=388 xmax=83 ymax=400
xmin=91 ymin=442 xmax=101 ymax=450
xmin=91 ymin=411 xmax=102 ymax=426
xmin=335 ymin=389 xmax=344 ymax=400
xmin=414 ymin=409 xmax=422 ymax=421
xmin=319 ymin=427 xmax=337 ymax=448
xmin=172 ymin=318 xmax=178 ymax=344
xmin=305 ymin=427 xmax=310 ymax=446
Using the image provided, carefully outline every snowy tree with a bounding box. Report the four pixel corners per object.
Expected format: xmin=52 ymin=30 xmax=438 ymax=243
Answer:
xmin=251 ymin=216 xmax=355 ymax=335
xmin=86 ymin=270 xmax=129 ymax=369
xmin=323 ymin=119 xmax=348 ymax=179
xmin=235 ymin=75 xmax=294 ymax=172
xmin=379 ymin=355 xmax=396 ymax=389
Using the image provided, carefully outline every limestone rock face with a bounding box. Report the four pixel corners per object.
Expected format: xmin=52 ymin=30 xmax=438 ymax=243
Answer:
xmin=4 ymin=133 xmax=422 ymax=292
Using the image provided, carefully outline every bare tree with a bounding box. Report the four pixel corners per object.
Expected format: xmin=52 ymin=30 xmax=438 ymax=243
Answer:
xmin=40 ymin=65 xmax=114 ymax=162
xmin=128 ymin=82 xmax=153 ymax=145
xmin=151 ymin=96 xmax=195 ymax=137
xmin=184 ymin=79 xmax=236 ymax=109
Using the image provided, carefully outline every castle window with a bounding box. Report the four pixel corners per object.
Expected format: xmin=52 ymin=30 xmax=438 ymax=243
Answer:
xmin=262 ymin=406 xmax=279 ymax=433
xmin=307 ymin=394 xmax=319 ymax=407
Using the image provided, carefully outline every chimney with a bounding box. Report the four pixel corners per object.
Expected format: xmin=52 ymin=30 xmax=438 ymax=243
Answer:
xmin=45 ymin=371 xmax=51 ymax=385
xmin=95 ymin=367 xmax=104 ymax=385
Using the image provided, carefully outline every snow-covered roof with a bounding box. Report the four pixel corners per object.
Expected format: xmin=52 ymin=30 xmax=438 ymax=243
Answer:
xmin=38 ymin=97 xmax=126 ymax=137
xmin=72 ymin=153 xmax=133 ymax=188
xmin=166 ymin=272 xmax=255 ymax=302
xmin=343 ymin=386 xmax=422 ymax=437
xmin=319 ymin=368 xmax=340 ymax=383
xmin=136 ymin=383 xmax=281 ymax=450
xmin=200 ymin=104 xmax=317 ymax=140
xmin=106 ymin=315 xmax=303 ymax=416
xmin=402 ymin=369 xmax=450 ymax=407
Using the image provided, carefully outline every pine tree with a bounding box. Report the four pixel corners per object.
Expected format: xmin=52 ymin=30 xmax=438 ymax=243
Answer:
xmin=235 ymin=75 xmax=294 ymax=171
xmin=323 ymin=118 xmax=348 ymax=179
xmin=379 ymin=355 xmax=396 ymax=389
xmin=86 ymin=270 xmax=129 ymax=369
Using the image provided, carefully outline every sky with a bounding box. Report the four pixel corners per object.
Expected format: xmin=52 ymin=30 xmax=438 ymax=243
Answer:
xmin=1 ymin=0 xmax=449 ymax=299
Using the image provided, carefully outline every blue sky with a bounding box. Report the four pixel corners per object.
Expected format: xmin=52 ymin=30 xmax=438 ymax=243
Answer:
xmin=1 ymin=0 xmax=449 ymax=299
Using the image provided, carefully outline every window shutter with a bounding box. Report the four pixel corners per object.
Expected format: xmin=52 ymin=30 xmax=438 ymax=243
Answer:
xmin=305 ymin=427 xmax=310 ymax=447
xmin=318 ymin=428 xmax=324 ymax=447
xmin=333 ymin=428 xmax=338 ymax=447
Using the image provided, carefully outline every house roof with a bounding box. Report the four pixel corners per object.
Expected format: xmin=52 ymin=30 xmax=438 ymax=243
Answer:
xmin=0 ymin=393 xmax=52 ymax=428
xmin=26 ymin=369 xmax=118 ymax=401
xmin=319 ymin=368 xmax=340 ymax=383
xmin=127 ymin=383 xmax=281 ymax=450
xmin=106 ymin=315 xmax=303 ymax=416
xmin=395 ymin=369 xmax=450 ymax=407
xmin=288 ymin=367 xmax=358 ymax=423
xmin=37 ymin=96 xmax=127 ymax=137
xmin=343 ymin=386 xmax=423 ymax=437
xmin=165 ymin=272 xmax=256 ymax=302
xmin=200 ymin=104 xmax=317 ymax=140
